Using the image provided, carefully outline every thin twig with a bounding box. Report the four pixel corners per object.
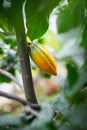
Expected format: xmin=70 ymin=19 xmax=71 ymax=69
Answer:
xmin=0 ymin=91 xmax=40 ymax=117
xmin=0 ymin=68 xmax=23 ymax=89
xmin=0 ymin=91 xmax=40 ymax=109
xmin=0 ymin=91 xmax=28 ymax=106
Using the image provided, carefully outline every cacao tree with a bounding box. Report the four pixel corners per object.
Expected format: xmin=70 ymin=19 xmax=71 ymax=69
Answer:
xmin=0 ymin=0 xmax=87 ymax=130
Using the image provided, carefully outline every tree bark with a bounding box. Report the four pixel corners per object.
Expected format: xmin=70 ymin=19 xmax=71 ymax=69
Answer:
xmin=15 ymin=7 xmax=38 ymax=104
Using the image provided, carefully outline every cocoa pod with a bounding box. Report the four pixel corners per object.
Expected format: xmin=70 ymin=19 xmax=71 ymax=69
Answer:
xmin=28 ymin=43 xmax=57 ymax=75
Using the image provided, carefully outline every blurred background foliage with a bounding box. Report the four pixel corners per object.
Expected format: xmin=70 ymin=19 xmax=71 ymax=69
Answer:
xmin=0 ymin=0 xmax=87 ymax=130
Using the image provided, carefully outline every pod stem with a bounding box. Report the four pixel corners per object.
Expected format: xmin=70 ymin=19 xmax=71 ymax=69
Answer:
xmin=15 ymin=8 xmax=38 ymax=104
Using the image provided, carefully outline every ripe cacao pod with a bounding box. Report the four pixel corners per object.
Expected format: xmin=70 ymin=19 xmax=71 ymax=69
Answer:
xmin=28 ymin=43 xmax=57 ymax=75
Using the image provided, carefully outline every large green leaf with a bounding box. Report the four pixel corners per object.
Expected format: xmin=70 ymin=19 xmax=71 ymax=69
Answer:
xmin=0 ymin=0 xmax=60 ymax=40
xmin=0 ymin=0 xmax=25 ymax=33
xmin=57 ymin=0 xmax=84 ymax=33
xmin=0 ymin=1 xmax=13 ymax=32
xmin=25 ymin=0 xmax=60 ymax=40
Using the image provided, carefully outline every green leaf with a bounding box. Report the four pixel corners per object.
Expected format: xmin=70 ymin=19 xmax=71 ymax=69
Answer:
xmin=57 ymin=0 xmax=84 ymax=33
xmin=29 ymin=102 xmax=55 ymax=130
xmin=0 ymin=115 xmax=22 ymax=127
xmin=0 ymin=14 xmax=13 ymax=34
xmin=0 ymin=68 xmax=15 ymax=83
xmin=0 ymin=0 xmax=25 ymax=33
xmin=0 ymin=114 xmax=34 ymax=129
xmin=66 ymin=63 xmax=78 ymax=86
xmin=52 ymin=92 xmax=69 ymax=114
xmin=84 ymin=0 xmax=87 ymax=9
xmin=52 ymin=64 xmax=87 ymax=111
xmin=0 ymin=0 xmax=14 ymax=33
xmin=58 ymin=124 xmax=76 ymax=130
xmin=81 ymin=21 xmax=87 ymax=48
xmin=66 ymin=104 xmax=87 ymax=129
xmin=64 ymin=63 xmax=87 ymax=99
xmin=25 ymin=0 xmax=60 ymax=40
xmin=0 ymin=38 xmax=18 ymax=83
xmin=14 ymin=103 xmax=56 ymax=130
xmin=58 ymin=40 xmax=85 ymax=67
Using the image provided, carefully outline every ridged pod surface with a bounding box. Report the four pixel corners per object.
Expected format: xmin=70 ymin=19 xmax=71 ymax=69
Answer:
xmin=28 ymin=43 xmax=57 ymax=75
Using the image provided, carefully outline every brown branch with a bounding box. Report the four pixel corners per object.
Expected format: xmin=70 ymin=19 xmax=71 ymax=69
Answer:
xmin=0 ymin=91 xmax=40 ymax=117
xmin=15 ymin=7 xmax=38 ymax=104
xmin=0 ymin=68 xmax=23 ymax=89
xmin=24 ymin=105 xmax=39 ymax=117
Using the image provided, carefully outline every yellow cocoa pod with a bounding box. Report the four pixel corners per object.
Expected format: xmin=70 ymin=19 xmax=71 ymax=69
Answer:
xmin=28 ymin=43 xmax=57 ymax=75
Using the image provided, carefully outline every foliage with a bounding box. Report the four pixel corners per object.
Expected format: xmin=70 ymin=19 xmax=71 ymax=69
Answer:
xmin=0 ymin=35 xmax=18 ymax=82
xmin=25 ymin=0 xmax=61 ymax=40
xmin=0 ymin=0 xmax=87 ymax=130
xmin=57 ymin=0 xmax=84 ymax=33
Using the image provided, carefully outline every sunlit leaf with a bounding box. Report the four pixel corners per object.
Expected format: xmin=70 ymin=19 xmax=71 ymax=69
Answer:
xmin=57 ymin=0 xmax=84 ymax=33
xmin=25 ymin=0 xmax=60 ymax=40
